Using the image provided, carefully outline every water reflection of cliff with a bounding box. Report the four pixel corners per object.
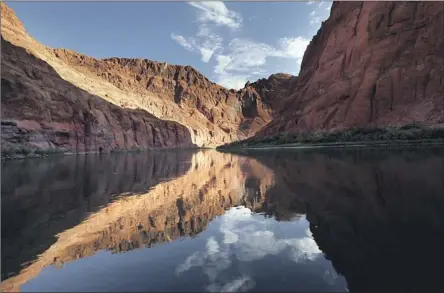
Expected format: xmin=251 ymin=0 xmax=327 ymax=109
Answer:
xmin=251 ymin=148 xmax=444 ymax=292
xmin=1 ymin=151 xmax=192 ymax=279
xmin=3 ymin=148 xmax=444 ymax=292
xmin=1 ymin=150 xmax=274 ymax=292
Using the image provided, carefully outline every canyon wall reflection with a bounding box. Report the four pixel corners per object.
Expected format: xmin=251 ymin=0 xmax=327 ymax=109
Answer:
xmin=2 ymin=148 xmax=444 ymax=292
xmin=1 ymin=150 xmax=274 ymax=292
xmin=247 ymin=148 xmax=444 ymax=292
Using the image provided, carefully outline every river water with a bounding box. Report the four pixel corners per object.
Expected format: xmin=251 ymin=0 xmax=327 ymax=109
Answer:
xmin=2 ymin=148 xmax=444 ymax=292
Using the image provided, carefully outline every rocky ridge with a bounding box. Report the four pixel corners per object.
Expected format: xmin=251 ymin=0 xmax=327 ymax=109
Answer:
xmin=2 ymin=2 xmax=443 ymax=151
xmin=1 ymin=2 xmax=290 ymax=150
xmin=1 ymin=37 xmax=194 ymax=152
xmin=260 ymin=1 xmax=444 ymax=136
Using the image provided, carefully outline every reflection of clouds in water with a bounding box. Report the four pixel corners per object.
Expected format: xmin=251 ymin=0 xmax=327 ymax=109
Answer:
xmin=207 ymin=275 xmax=255 ymax=292
xmin=176 ymin=236 xmax=231 ymax=282
xmin=176 ymin=206 xmax=324 ymax=292
xmin=236 ymin=230 xmax=286 ymax=261
xmin=323 ymin=267 xmax=341 ymax=286
xmin=285 ymin=237 xmax=322 ymax=263
xmin=206 ymin=237 xmax=220 ymax=255
xmin=222 ymin=229 xmax=238 ymax=244
xmin=221 ymin=207 xmax=322 ymax=262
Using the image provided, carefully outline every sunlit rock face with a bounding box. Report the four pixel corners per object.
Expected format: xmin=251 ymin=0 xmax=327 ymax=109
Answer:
xmin=1 ymin=38 xmax=194 ymax=152
xmin=1 ymin=3 xmax=288 ymax=149
xmin=260 ymin=2 xmax=444 ymax=135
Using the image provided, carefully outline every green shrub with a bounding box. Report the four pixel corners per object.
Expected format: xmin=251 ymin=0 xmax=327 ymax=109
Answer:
xmin=218 ymin=125 xmax=444 ymax=149
xmin=400 ymin=122 xmax=423 ymax=130
xmin=17 ymin=147 xmax=31 ymax=155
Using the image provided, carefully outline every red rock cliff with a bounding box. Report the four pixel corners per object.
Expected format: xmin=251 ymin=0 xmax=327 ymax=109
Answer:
xmin=260 ymin=1 xmax=444 ymax=135
xmin=0 ymin=3 xmax=287 ymax=149
xmin=1 ymin=37 xmax=194 ymax=153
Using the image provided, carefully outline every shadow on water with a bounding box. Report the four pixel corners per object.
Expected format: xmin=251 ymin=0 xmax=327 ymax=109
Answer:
xmin=246 ymin=147 xmax=444 ymax=292
xmin=1 ymin=147 xmax=444 ymax=292
xmin=1 ymin=150 xmax=194 ymax=280
xmin=1 ymin=150 xmax=270 ymax=292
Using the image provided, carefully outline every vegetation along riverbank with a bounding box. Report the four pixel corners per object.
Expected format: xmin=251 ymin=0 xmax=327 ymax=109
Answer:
xmin=217 ymin=124 xmax=444 ymax=150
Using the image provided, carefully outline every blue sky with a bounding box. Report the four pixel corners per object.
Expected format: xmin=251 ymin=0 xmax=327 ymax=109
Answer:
xmin=7 ymin=1 xmax=332 ymax=89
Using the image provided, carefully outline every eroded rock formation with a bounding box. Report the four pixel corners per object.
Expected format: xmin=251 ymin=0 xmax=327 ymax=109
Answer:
xmin=0 ymin=3 xmax=288 ymax=149
xmin=2 ymin=2 xmax=443 ymax=150
xmin=1 ymin=38 xmax=194 ymax=152
xmin=260 ymin=1 xmax=444 ymax=135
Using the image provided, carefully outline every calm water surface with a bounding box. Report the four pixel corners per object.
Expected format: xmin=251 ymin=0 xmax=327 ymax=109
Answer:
xmin=2 ymin=148 xmax=444 ymax=292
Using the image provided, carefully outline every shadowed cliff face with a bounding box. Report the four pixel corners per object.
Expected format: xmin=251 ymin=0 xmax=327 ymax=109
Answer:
xmin=1 ymin=38 xmax=194 ymax=153
xmin=248 ymin=148 xmax=444 ymax=292
xmin=0 ymin=3 xmax=288 ymax=148
xmin=260 ymin=1 xmax=444 ymax=135
xmin=2 ymin=2 xmax=443 ymax=149
xmin=0 ymin=150 xmax=274 ymax=292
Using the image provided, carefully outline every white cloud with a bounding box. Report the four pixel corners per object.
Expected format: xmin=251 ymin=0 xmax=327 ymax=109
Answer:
xmin=309 ymin=13 xmax=322 ymax=26
xmin=175 ymin=207 xmax=341 ymax=291
xmin=207 ymin=276 xmax=255 ymax=292
xmin=218 ymin=207 xmax=321 ymax=263
xmin=188 ymin=1 xmax=242 ymax=29
xmin=200 ymin=47 xmax=215 ymax=63
xmin=206 ymin=237 xmax=220 ymax=255
xmin=171 ymin=30 xmax=222 ymax=63
xmin=176 ymin=251 xmax=203 ymax=274
xmin=197 ymin=25 xmax=211 ymax=37
xmin=324 ymin=2 xmax=333 ymax=11
xmin=170 ymin=33 xmax=194 ymax=52
xmin=198 ymin=32 xmax=223 ymax=62
xmin=225 ymin=38 xmax=275 ymax=71
xmin=172 ymin=34 xmax=309 ymax=89
xmin=309 ymin=1 xmax=332 ymax=28
xmin=214 ymin=54 xmax=232 ymax=74
xmin=213 ymin=37 xmax=309 ymax=89
xmin=215 ymin=73 xmax=249 ymax=90
xmin=236 ymin=230 xmax=287 ymax=262
xmin=176 ymin=236 xmax=230 ymax=279
xmin=285 ymin=235 xmax=322 ymax=262
xmin=172 ymin=2 xmax=318 ymax=90
xmin=278 ymin=37 xmax=310 ymax=61
xmin=323 ymin=267 xmax=342 ymax=286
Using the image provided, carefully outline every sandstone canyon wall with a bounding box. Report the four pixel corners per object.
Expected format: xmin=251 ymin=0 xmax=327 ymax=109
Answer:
xmin=3 ymin=1 xmax=443 ymax=151
xmin=1 ymin=2 xmax=288 ymax=151
xmin=260 ymin=1 xmax=444 ymax=136
xmin=1 ymin=38 xmax=194 ymax=152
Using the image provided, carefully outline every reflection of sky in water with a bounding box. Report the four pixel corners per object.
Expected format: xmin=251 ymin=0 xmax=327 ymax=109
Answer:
xmin=22 ymin=207 xmax=347 ymax=292
xmin=177 ymin=207 xmax=343 ymax=292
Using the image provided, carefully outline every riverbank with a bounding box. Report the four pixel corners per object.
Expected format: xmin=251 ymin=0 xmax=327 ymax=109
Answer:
xmin=1 ymin=146 xmax=208 ymax=161
xmin=217 ymin=139 xmax=444 ymax=153
xmin=217 ymin=124 xmax=444 ymax=151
